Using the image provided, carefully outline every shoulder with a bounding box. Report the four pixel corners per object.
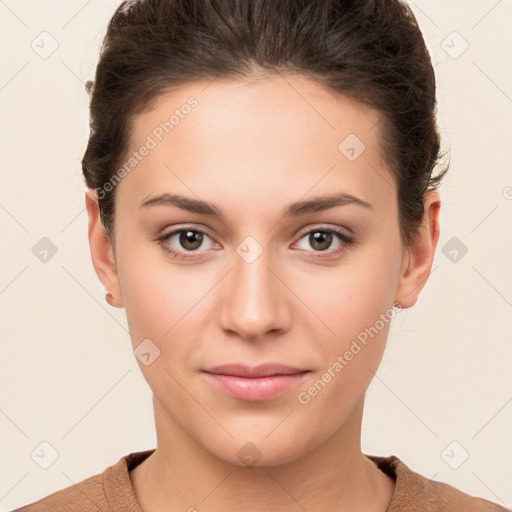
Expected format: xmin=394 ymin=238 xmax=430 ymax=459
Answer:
xmin=10 ymin=471 xmax=107 ymax=512
xmin=10 ymin=449 xmax=155 ymax=512
xmin=366 ymin=454 xmax=510 ymax=512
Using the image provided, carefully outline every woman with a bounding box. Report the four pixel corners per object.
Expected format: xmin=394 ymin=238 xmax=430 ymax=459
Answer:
xmin=13 ymin=0 xmax=509 ymax=510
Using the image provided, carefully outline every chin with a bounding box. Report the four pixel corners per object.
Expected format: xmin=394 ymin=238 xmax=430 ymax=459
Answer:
xmin=209 ymin=434 xmax=310 ymax=468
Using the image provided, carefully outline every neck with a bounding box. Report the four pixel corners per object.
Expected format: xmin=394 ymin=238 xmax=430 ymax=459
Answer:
xmin=130 ymin=397 xmax=395 ymax=512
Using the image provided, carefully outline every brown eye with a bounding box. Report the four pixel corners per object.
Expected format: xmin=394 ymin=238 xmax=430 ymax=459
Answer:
xmin=308 ymin=231 xmax=333 ymax=251
xmin=293 ymin=227 xmax=354 ymax=259
xmin=158 ymin=228 xmax=217 ymax=258
xmin=179 ymin=230 xmax=204 ymax=251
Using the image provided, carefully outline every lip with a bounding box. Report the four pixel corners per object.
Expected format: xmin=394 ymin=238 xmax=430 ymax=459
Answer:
xmin=202 ymin=363 xmax=311 ymax=401
xmin=204 ymin=363 xmax=309 ymax=377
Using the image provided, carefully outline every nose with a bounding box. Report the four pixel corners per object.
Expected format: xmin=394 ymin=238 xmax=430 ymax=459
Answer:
xmin=218 ymin=246 xmax=291 ymax=342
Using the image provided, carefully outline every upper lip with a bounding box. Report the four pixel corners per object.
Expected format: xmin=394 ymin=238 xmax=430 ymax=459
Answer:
xmin=203 ymin=363 xmax=310 ymax=378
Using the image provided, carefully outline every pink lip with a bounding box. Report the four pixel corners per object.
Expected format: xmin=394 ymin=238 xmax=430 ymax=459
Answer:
xmin=202 ymin=363 xmax=310 ymax=401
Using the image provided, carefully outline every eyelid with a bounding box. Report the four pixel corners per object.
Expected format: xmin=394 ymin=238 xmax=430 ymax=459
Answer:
xmin=291 ymin=225 xmax=354 ymax=258
xmin=159 ymin=224 xmax=218 ymax=243
xmin=156 ymin=225 xmax=220 ymax=259
xmin=294 ymin=224 xmax=352 ymax=240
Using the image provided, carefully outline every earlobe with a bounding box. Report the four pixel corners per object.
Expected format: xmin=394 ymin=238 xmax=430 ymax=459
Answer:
xmin=85 ymin=189 xmax=124 ymax=308
xmin=394 ymin=190 xmax=441 ymax=309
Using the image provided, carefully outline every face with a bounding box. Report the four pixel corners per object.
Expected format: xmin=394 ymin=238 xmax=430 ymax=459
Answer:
xmin=88 ymin=74 xmax=438 ymax=467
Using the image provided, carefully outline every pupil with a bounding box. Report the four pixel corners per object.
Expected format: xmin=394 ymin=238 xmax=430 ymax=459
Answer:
xmin=181 ymin=230 xmax=202 ymax=250
xmin=311 ymin=231 xmax=331 ymax=251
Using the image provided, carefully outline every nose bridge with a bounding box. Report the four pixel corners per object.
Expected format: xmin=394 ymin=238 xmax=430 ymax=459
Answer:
xmin=219 ymin=240 xmax=288 ymax=340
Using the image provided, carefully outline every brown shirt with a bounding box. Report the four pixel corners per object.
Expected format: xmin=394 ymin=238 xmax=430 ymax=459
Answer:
xmin=11 ymin=449 xmax=509 ymax=511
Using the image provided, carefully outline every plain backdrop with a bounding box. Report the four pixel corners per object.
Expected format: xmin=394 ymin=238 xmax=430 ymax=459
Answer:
xmin=0 ymin=0 xmax=511 ymax=509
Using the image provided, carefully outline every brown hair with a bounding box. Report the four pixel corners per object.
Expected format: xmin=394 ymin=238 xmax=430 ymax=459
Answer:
xmin=82 ymin=0 xmax=448 ymax=246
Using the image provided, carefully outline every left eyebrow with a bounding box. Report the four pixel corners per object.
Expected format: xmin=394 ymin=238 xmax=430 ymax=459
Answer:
xmin=283 ymin=192 xmax=374 ymax=216
xmin=139 ymin=191 xmax=374 ymax=220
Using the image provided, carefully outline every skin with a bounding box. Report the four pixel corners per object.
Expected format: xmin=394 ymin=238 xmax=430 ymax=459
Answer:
xmin=85 ymin=73 xmax=440 ymax=511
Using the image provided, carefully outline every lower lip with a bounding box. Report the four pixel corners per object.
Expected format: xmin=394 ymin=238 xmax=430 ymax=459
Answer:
xmin=202 ymin=372 xmax=309 ymax=401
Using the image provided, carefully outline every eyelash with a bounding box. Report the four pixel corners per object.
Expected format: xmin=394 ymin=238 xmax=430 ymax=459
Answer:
xmin=156 ymin=226 xmax=356 ymax=260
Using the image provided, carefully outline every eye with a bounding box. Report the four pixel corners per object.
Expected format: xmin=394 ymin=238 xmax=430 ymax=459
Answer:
xmin=293 ymin=227 xmax=355 ymax=259
xmin=156 ymin=225 xmax=356 ymax=260
xmin=157 ymin=227 xmax=218 ymax=259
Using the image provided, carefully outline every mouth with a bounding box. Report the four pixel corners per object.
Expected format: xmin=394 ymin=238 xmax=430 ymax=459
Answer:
xmin=201 ymin=363 xmax=311 ymax=401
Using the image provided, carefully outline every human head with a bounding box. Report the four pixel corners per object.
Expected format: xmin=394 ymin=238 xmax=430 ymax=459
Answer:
xmin=83 ymin=0 xmax=444 ymax=468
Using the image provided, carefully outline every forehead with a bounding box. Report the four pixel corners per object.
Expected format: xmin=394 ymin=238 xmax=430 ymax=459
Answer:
xmin=119 ymin=74 xmax=394 ymax=215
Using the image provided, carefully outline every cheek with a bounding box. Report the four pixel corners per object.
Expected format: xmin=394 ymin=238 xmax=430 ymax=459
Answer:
xmin=116 ymin=251 xmax=215 ymax=386
xmin=302 ymin=258 xmax=397 ymax=342
xmin=116 ymin=241 xmax=205 ymax=342
xmin=294 ymin=251 xmax=399 ymax=395
xmin=117 ymin=264 xmax=199 ymax=401
xmin=119 ymin=268 xmax=173 ymax=344
xmin=295 ymin=295 xmax=396 ymax=432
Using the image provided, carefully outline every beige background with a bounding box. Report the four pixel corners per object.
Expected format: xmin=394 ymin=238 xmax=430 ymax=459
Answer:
xmin=1 ymin=0 xmax=511 ymax=509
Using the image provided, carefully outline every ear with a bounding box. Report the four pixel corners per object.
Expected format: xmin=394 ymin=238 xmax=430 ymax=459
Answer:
xmin=394 ymin=190 xmax=441 ymax=309
xmin=85 ymin=189 xmax=124 ymax=308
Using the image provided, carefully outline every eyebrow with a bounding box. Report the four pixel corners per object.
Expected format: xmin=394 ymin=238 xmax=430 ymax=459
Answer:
xmin=139 ymin=192 xmax=373 ymax=219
